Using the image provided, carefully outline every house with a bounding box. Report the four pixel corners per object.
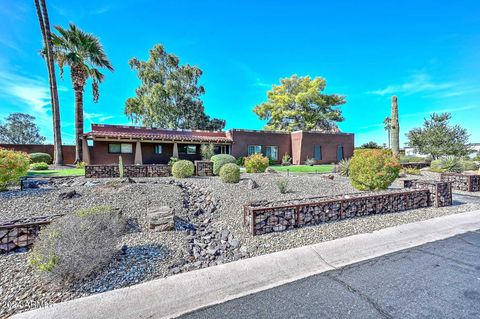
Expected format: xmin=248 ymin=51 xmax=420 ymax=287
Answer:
xmin=82 ymin=124 xmax=354 ymax=165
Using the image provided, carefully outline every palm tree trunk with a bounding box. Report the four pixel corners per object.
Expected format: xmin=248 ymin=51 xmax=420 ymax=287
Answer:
xmin=74 ymin=88 xmax=84 ymax=163
xmin=34 ymin=0 xmax=64 ymax=165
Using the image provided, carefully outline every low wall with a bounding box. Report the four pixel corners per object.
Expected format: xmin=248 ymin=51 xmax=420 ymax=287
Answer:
xmin=244 ymin=189 xmax=432 ymax=236
xmin=409 ymin=180 xmax=452 ymax=207
xmin=0 ymin=144 xmax=79 ymax=164
xmin=441 ymin=173 xmax=480 ymax=192
xmin=195 ymin=161 xmax=214 ymax=176
xmin=85 ymin=164 xmax=171 ymax=178
xmin=0 ymin=215 xmax=63 ymax=253
xmin=400 ymin=162 xmax=430 ymax=169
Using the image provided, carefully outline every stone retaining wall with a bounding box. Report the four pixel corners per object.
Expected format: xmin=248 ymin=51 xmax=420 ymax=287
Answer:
xmin=0 ymin=215 xmax=62 ymax=253
xmin=194 ymin=161 xmax=214 ymax=176
xmin=441 ymin=173 xmax=480 ymax=192
xmin=85 ymin=164 xmax=171 ymax=178
xmin=409 ymin=180 xmax=452 ymax=207
xmin=400 ymin=162 xmax=430 ymax=169
xmin=244 ymin=189 xmax=432 ymax=236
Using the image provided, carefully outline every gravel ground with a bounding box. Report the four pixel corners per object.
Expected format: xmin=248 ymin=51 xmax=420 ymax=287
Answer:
xmin=1 ymin=171 xmax=479 ymax=317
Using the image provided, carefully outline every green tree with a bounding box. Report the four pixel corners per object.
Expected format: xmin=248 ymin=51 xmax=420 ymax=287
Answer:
xmin=253 ymin=75 xmax=345 ymax=132
xmin=407 ymin=113 xmax=470 ymax=159
xmin=383 ymin=116 xmax=391 ymax=148
xmin=360 ymin=141 xmax=382 ymax=149
xmin=0 ymin=113 xmax=46 ymax=144
xmin=125 ymin=44 xmax=225 ymax=131
xmin=51 ymin=23 xmax=114 ymax=163
xmin=34 ymin=0 xmax=64 ymax=165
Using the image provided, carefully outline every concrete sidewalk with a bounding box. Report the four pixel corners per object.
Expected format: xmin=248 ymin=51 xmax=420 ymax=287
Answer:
xmin=14 ymin=210 xmax=480 ymax=319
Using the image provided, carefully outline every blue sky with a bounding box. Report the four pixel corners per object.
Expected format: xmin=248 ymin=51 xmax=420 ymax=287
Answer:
xmin=0 ymin=0 xmax=479 ymax=146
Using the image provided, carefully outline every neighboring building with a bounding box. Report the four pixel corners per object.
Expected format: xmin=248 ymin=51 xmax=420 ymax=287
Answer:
xmin=403 ymin=147 xmax=429 ymax=158
xmin=469 ymin=143 xmax=480 ymax=157
xmin=82 ymin=124 xmax=354 ymax=165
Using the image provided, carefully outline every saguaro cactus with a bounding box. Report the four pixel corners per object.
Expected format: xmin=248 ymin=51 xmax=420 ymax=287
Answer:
xmin=391 ymin=96 xmax=400 ymax=157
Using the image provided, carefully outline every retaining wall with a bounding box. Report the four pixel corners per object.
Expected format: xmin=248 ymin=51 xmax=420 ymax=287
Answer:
xmin=441 ymin=173 xmax=480 ymax=192
xmin=85 ymin=164 xmax=171 ymax=178
xmin=400 ymin=162 xmax=430 ymax=169
xmin=194 ymin=161 xmax=214 ymax=176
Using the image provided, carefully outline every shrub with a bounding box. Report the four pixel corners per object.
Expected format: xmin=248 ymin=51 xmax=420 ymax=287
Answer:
xmin=429 ymin=160 xmax=444 ymax=173
xmin=305 ymin=157 xmax=316 ymax=166
xmin=404 ymin=168 xmax=422 ymax=175
xmin=338 ymin=158 xmax=350 ymax=177
xmin=219 ymin=163 xmax=240 ymax=183
xmin=268 ymin=157 xmax=276 ymax=166
xmin=276 ymin=178 xmax=289 ymax=194
xmin=236 ymin=156 xmax=245 ymax=167
xmin=281 ymin=153 xmax=292 ymax=166
xmin=168 ymin=157 xmax=179 ymax=167
xmin=244 ymin=153 xmax=269 ymax=173
xmin=461 ymin=160 xmax=478 ymax=171
xmin=399 ymin=156 xmax=430 ymax=164
xmin=30 ymin=162 xmax=49 ymax=170
xmin=172 ymin=160 xmax=195 ymax=178
xmin=349 ymin=149 xmax=401 ymax=191
xmin=76 ymin=161 xmax=87 ymax=169
xmin=0 ymin=148 xmax=30 ymax=191
xmin=29 ymin=208 xmax=125 ymax=284
xmin=200 ymin=144 xmax=215 ymax=160
xmin=29 ymin=152 xmax=52 ymax=164
xmin=211 ymin=154 xmax=236 ymax=175
xmin=440 ymin=156 xmax=463 ymax=173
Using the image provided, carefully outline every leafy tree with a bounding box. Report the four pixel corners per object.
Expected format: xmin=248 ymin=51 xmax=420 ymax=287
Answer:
xmin=407 ymin=113 xmax=470 ymax=159
xmin=360 ymin=141 xmax=382 ymax=149
xmin=34 ymin=0 xmax=64 ymax=164
xmin=0 ymin=113 xmax=46 ymax=144
xmin=125 ymin=44 xmax=225 ymax=131
xmin=253 ymin=75 xmax=345 ymax=132
xmin=51 ymin=23 xmax=114 ymax=163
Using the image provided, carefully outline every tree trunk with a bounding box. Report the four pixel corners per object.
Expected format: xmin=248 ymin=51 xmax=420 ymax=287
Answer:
xmin=387 ymin=128 xmax=391 ymax=149
xmin=74 ymin=88 xmax=84 ymax=163
xmin=391 ymin=96 xmax=400 ymax=157
xmin=35 ymin=0 xmax=64 ymax=165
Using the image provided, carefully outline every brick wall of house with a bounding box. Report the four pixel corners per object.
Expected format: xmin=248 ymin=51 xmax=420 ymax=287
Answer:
xmin=228 ymin=130 xmax=291 ymax=163
xmin=294 ymin=132 xmax=354 ymax=164
xmin=0 ymin=144 xmax=78 ymax=164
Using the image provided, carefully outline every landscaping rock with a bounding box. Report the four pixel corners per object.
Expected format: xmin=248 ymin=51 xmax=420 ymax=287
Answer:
xmin=265 ymin=167 xmax=278 ymax=174
xmin=58 ymin=190 xmax=79 ymax=199
xmin=147 ymin=206 xmax=175 ymax=231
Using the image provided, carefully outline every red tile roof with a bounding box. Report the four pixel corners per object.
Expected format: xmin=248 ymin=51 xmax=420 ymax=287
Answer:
xmin=84 ymin=124 xmax=232 ymax=143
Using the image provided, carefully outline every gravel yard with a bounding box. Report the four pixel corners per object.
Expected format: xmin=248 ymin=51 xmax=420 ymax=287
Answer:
xmin=1 ymin=170 xmax=479 ymax=317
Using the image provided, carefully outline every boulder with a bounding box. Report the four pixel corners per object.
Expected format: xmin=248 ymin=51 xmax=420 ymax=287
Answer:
xmin=265 ymin=167 xmax=278 ymax=174
xmin=58 ymin=190 xmax=79 ymax=199
xmin=147 ymin=206 xmax=175 ymax=231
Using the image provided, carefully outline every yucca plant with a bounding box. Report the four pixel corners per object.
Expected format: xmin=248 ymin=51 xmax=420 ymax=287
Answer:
xmin=338 ymin=158 xmax=350 ymax=176
xmin=440 ymin=156 xmax=463 ymax=173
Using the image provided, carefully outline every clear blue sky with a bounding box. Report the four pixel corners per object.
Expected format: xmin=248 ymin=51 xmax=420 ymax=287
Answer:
xmin=0 ymin=0 xmax=479 ymax=146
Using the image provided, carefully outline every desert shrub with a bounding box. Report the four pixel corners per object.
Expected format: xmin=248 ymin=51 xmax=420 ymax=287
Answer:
xmin=429 ymin=160 xmax=443 ymax=173
xmin=76 ymin=161 xmax=87 ymax=169
xmin=219 ymin=163 xmax=240 ymax=183
xmin=399 ymin=156 xmax=429 ymax=164
xmin=236 ymin=156 xmax=245 ymax=167
xmin=211 ymin=154 xmax=236 ymax=175
xmin=244 ymin=153 xmax=269 ymax=173
xmin=461 ymin=160 xmax=478 ymax=171
xmin=29 ymin=152 xmax=52 ymax=164
xmin=172 ymin=160 xmax=195 ymax=178
xmin=29 ymin=208 xmax=125 ymax=284
xmin=349 ymin=149 xmax=401 ymax=191
xmin=276 ymin=178 xmax=289 ymax=194
xmin=30 ymin=162 xmax=49 ymax=170
xmin=281 ymin=153 xmax=292 ymax=166
xmin=440 ymin=156 xmax=463 ymax=173
xmin=200 ymin=144 xmax=215 ymax=160
xmin=268 ymin=157 xmax=276 ymax=166
xmin=338 ymin=158 xmax=350 ymax=176
xmin=305 ymin=157 xmax=316 ymax=166
xmin=168 ymin=157 xmax=179 ymax=167
xmin=404 ymin=168 xmax=422 ymax=175
xmin=0 ymin=148 xmax=30 ymax=190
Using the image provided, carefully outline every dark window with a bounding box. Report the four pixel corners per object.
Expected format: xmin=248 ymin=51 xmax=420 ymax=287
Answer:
xmin=337 ymin=145 xmax=344 ymax=161
xmin=247 ymin=145 xmax=261 ymax=156
xmin=108 ymin=143 xmax=132 ymax=154
xmin=179 ymin=144 xmax=197 ymax=154
xmin=154 ymin=145 xmax=162 ymax=154
xmin=214 ymin=145 xmax=231 ymax=154
xmin=265 ymin=146 xmax=278 ymax=160
xmin=314 ymin=145 xmax=322 ymax=161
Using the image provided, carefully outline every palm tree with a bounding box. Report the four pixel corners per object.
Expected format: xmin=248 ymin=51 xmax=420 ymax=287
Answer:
xmin=34 ymin=0 xmax=64 ymax=165
xmin=383 ymin=116 xmax=391 ymax=149
xmin=51 ymin=23 xmax=113 ymax=163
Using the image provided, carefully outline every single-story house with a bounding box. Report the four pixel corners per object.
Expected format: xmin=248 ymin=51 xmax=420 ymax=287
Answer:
xmin=82 ymin=124 xmax=354 ymax=165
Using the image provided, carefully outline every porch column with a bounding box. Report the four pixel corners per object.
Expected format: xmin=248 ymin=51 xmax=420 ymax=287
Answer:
xmin=173 ymin=142 xmax=179 ymax=158
xmin=134 ymin=141 xmax=143 ymax=165
xmin=82 ymin=138 xmax=91 ymax=164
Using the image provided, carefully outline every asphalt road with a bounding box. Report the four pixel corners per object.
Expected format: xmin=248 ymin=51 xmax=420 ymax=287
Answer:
xmin=180 ymin=230 xmax=480 ymax=319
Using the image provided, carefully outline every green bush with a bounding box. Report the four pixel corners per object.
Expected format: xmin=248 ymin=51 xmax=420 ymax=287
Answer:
xmin=349 ymin=149 xmax=401 ymax=191
xmin=440 ymin=156 xmax=463 ymax=173
xmin=0 ymin=148 xmax=30 ymax=191
xmin=211 ymin=154 xmax=236 ymax=175
xmin=200 ymin=144 xmax=215 ymax=160
xmin=236 ymin=156 xmax=245 ymax=167
xmin=276 ymin=178 xmax=289 ymax=194
xmin=399 ymin=156 xmax=430 ymax=164
xmin=338 ymin=158 xmax=350 ymax=177
xmin=29 ymin=208 xmax=125 ymax=284
xmin=172 ymin=160 xmax=195 ymax=178
xmin=76 ymin=161 xmax=87 ymax=169
xmin=461 ymin=160 xmax=478 ymax=171
xmin=29 ymin=152 xmax=52 ymax=164
xmin=404 ymin=168 xmax=422 ymax=175
xmin=281 ymin=153 xmax=292 ymax=166
xmin=305 ymin=157 xmax=316 ymax=166
xmin=168 ymin=157 xmax=179 ymax=167
xmin=244 ymin=153 xmax=269 ymax=173
xmin=30 ymin=162 xmax=49 ymax=170
xmin=219 ymin=163 xmax=240 ymax=183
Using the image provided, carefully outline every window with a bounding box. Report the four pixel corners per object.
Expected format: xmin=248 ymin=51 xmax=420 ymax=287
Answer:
xmin=337 ymin=145 xmax=344 ymax=161
xmin=214 ymin=145 xmax=231 ymax=154
xmin=154 ymin=145 xmax=162 ymax=154
xmin=247 ymin=145 xmax=262 ymax=156
xmin=314 ymin=145 xmax=322 ymax=161
xmin=265 ymin=146 xmax=278 ymax=161
xmin=108 ymin=143 xmax=133 ymax=154
xmin=179 ymin=144 xmax=197 ymax=154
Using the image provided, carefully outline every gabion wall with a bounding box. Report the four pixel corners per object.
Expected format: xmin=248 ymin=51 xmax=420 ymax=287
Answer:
xmin=441 ymin=173 xmax=480 ymax=192
xmin=85 ymin=164 xmax=171 ymax=178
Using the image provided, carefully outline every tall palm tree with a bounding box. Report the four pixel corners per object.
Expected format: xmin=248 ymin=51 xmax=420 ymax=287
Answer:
xmin=51 ymin=23 xmax=113 ymax=163
xmin=383 ymin=116 xmax=391 ymax=149
xmin=34 ymin=0 xmax=64 ymax=165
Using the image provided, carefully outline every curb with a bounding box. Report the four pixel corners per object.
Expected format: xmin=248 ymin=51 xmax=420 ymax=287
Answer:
xmin=14 ymin=210 xmax=480 ymax=319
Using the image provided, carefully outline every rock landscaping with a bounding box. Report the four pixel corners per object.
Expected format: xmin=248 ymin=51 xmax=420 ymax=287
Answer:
xmin=441 ymin=172 xmax=480 ymax=192
xmin=1 ymin=171 xmax=479 ymax=317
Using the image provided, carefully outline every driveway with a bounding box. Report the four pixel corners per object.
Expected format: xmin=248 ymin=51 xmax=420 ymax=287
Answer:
xmin=180 ymin=230 xmax=480 ymax=319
